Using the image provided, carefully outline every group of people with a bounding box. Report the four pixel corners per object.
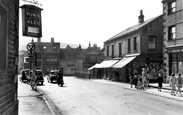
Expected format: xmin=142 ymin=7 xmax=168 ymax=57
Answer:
xmin=130 ymin=68 xmax=149 ymax=90
xmin=157 ymin=72 xmax=183 ymax=96
xmin=169 ymin=73 xmax=183 ymax=96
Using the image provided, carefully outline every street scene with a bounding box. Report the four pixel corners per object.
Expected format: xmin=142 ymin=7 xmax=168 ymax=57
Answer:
xmin=1 ymin=0 xmax=183 ymax=115
xmin=19 ymin=76 xmax=183 ymax=115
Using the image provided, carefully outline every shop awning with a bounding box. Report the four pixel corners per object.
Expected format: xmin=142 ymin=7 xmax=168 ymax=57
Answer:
xmin=97 ymin=60 xmax=111 ymax=68
xmin=88 ymin=63 xmax=101 ymax=70
xmin=112 ymin=54 xmax=139 ymax=68
xmin=101 ymin=60 xmax=119 ymax=68
xmin=89 ymin=60 xmax=120 ymax=70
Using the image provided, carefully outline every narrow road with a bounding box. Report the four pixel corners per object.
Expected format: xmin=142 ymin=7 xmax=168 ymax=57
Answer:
xmin=38 ymin=76 xmax=183 ymax=115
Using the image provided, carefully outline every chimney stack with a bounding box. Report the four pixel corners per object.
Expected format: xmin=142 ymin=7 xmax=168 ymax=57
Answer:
xmin=51 ymin=37 xmax=54 ymax=43
xmin=138 ymin=10 xmax=144 ymax=24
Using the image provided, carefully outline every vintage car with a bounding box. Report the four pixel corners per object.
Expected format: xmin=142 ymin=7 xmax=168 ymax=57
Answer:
xmin=19 ymin=69 xmax=30 ymax=82
xmin=47 ymin=70 xmax=59 ymax=83
xmin=26 ymin=70 xmax=44 ymax=85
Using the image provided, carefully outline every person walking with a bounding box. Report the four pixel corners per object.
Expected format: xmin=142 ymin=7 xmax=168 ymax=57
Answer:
xmin=133 ymin=74 xmax=138 ymax=88
xmin=57 ymin=68 xmax=64 ymax=87
xmin=176 ymin=73 xmax=183 ymax=95
xmin=170 ymin=73 xmax=176 ymax=96
xmin=30 ymin=70 xmax=37 ymax=91
xmin=157 ymin=73 xmax=163 ymax=91
xmin=142 ymin=68 xmax=147 ymax=89
xmin=129 ymin=75 xmax=133 ymax=88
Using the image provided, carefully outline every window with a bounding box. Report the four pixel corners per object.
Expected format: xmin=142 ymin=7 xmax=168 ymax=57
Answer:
xmin=168 ymin=1 xmax=176 ymax=14
xmin=106 ymin=46 xmax=109 ymax=56
xmin=128 ymin=39 xmax=131 ymax=52
xmin=134 ymin=37 xmax=137 ymax=51
xmin=118 ymin=43 xmax=122 ymax=56
xmin=168 ymin=26 xmax=176 ymax=40
xmin=112 ymin=45 xmax=114 ymax=57
xmin=148 ymin=36 xmax=156 ymax=49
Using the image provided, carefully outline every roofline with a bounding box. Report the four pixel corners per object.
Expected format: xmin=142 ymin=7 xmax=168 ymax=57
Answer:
xmin=104 ymin=14 xmax=162 ymax=44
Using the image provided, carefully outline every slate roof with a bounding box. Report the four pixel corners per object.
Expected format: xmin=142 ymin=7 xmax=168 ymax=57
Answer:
xmin=34 ymin=42 xmax=60 ymax=53
xmin=82 ymin=46 xmax=101 ymax=55
xmin=104 ymin=15 xmax=161 ymax=43
xmin=60 ymin=48 xmax=82 ymax=60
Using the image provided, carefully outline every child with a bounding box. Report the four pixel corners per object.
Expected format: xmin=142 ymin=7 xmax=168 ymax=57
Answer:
xmin=157 ymin=73 xmax=163 ymax=92
xmin=176 ymin=73 xmax=183 ymax=95
xmin=137 ymin=78 xmax=144 ymax=90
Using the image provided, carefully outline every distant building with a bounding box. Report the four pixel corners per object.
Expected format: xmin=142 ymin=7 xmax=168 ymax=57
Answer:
xmin=162 ymin=0 xmax=183 ymax=80
xmin=19 ymin=38 xmax=60 ymax=75
xmin=0 ymin=0 xmax=19 ymax=114
xmin=34 ymin=38 xmax=60 ymax=75
xmin=82 ymin=42 xmax=104 ymax=70
xmin=19 ymin=40 xmax=104 ymax=76
xmin=60 ymin=45 xmax=83 ymax=75
xmin=102 ymin=10 xmax=163 ymax=82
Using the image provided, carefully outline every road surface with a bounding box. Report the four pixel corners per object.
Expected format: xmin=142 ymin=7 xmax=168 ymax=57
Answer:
xmin=38 ymin=76 xmax=183 ymax=115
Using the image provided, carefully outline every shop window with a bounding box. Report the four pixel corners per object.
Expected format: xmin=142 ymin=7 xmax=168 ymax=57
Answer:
xmin=148 ymin=36 xmax=156 ymax=49
xmin=178 ymin=53 xmax=183 ymax=74
xmin=169 ymin=53 xmax=178 ymax=74
xmin=168 ymin=26 xmax=176 ymax=40
xmin=168 ymin=1 xmax=176 ymax=15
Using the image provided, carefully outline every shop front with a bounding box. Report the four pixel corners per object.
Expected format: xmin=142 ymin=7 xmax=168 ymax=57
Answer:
xmin=167 ymin=46 xmax=183 ymax=75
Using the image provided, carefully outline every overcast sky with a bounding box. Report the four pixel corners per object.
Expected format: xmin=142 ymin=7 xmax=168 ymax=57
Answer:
xmin=19 ymin=0 xmax=163 ymax=50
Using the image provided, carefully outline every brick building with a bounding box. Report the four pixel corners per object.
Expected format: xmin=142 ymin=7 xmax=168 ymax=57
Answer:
xmin=102 ymin=10 xmax=164 ymax=82
xmin=162 ymin=0 xmax=183 ymax=80
xmin=0 ymin=0 xmax=19 ymax=114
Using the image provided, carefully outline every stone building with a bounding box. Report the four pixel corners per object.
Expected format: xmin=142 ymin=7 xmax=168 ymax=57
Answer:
xmin=60 ymin=45 xmax=83 ymax=75
xmin=33 ymin=38 xmax=60 ymax=75
xmin=103 ymin=10 xmax=164 ymax=82
xmin=82 ymin=42 xmax=104 ymax=70
xmin=162 ymin=0 xmax=183 ymax=81
xmin=0 ymin=0 xmax=19 ymax=114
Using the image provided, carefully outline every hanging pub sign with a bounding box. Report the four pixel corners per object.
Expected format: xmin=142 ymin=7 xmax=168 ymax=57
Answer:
xmin=20 ymin=4 xmax=43 ymax=37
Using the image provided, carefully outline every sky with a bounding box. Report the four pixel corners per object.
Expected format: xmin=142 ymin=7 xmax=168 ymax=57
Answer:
xmin=19 ymin=0 xmax=163 ymax=50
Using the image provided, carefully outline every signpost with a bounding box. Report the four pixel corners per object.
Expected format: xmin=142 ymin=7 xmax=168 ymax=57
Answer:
xmin=20 ymin=4 xmax=43 ymax=38
xmin=27 ymin=42 xmax=36 ymax=71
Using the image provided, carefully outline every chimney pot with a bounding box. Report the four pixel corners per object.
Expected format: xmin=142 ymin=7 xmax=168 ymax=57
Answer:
xmin=138 ymin=10 xmax=144 ymax=24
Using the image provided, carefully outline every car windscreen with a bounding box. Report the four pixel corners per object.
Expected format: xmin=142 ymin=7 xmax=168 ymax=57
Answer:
xmin=51 ymin=72 xmax=58 ymax=75
xmin=36 ymin=71 xmax=42 ymax=75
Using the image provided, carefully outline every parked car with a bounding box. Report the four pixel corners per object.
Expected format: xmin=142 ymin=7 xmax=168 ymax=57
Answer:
xmin=26 ymin=70 xmax=44 ymax=85
xmin=19 ymin=69 xmax=30 ymax=82
xmin=47 ymin=70 xmax=59 ymax=83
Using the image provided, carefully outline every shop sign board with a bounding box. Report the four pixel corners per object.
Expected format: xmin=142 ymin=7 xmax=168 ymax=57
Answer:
xmin=21 ymin=5 xmax=43 ymax=37
xmin=166 ymin=46 xmax=183 ymax=53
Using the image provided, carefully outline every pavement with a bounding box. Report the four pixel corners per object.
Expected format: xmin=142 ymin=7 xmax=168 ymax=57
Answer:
xmin=18 ymin=79 xmax=54 ymax=115
xmin=18 ymin=78 xmax=183 ymax=115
